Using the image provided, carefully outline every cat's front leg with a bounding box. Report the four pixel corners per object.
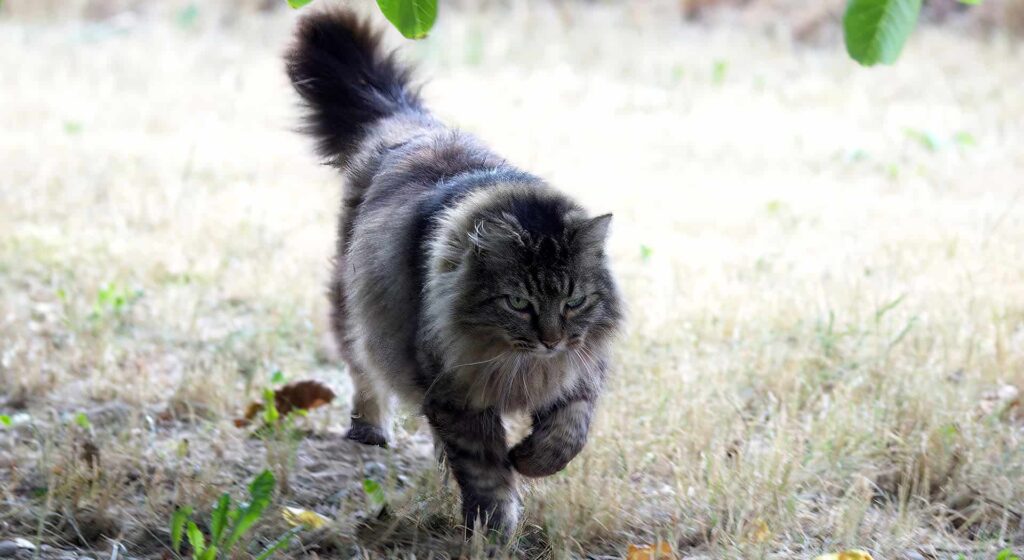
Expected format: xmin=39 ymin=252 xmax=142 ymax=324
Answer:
xmin=509 ymin=396 xmax=595 ymax=478
xmin=425 ymin=400 xmax=520 ymax=537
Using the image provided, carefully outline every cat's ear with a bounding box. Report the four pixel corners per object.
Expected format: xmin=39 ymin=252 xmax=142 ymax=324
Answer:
xmin=468 ymin=213 xmax=526 ymax=256
xmin=573 ymin=213 xmax=612 ymax=248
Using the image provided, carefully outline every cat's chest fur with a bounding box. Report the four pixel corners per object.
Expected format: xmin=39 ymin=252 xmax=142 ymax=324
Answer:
xmin=440 ymin=349 xmax=585 ymax=413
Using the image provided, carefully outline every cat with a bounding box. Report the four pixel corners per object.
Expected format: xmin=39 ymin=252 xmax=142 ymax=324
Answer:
xmin=285 ymin=8 xmax=622 ymax=536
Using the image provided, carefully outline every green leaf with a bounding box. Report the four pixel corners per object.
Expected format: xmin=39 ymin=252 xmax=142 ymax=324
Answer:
xmin=843 ymin=0 xmax=922 ymax=66
xmin=262 ymin=388 xmax=279 ymax=425
xmin=186 ymin=521 xmax=206 ymax=557
xmin=248 ymin=470 xmax=276 ymax=506
xmin=210 ymin=493 xmax=231 ymax=546
xmin=0 ymin=414 xmax=11 ymax=427
xmin=287 ymin=0 xmax=314 ymax=8
xmin=270 ymin=370 xmax=285 ymax=385
xmin=224 ymin=471 xmax=276 ymax=549
xmin=362 ymin=478 xmax=386 ymax=507
xmin=73 ymin=412 xmax=91 ymax=430
xmin=255 ymin=526 xmax=303 ymax=560
xmin=958 ymin=0 xmax=982 ymax=4
xmin=640 ymin=245 xmax=653 ymax=263
xmin=170 ymin=506 xmax=193 ymax=553
xmin=376 ymin=0 xmax=438 ymax=39
xmin=198 ymin=546 xmax=218 ymax=560
xmin=996 ymin=549 xmax=1021 ymax=560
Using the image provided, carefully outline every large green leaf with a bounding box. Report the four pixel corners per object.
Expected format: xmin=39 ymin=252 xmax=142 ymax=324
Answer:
xmin=843 ymin=0 xmax=922 ymax=66
xmin=170 ymin=506 xmax=192 ymax=553
xmin=186 ymin=521 xmax=206 ymax=558
xmin=209 ymin=493 xmax=231 ymax=546
xmin=376 ymin=0 xmax=437 ymax=39
xmin=224 ymin=471 xmax=276 ymax=549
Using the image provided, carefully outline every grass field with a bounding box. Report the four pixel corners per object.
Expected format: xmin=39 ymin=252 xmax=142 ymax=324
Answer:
xmin=1 ymin=1 xmax=1023 ymax=558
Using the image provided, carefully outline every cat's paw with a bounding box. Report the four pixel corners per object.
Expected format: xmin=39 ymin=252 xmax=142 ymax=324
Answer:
xmin=346 ymin=418 xmax=388 ymax=448
xmin=509 ymin=436 xmax=574 ymax=478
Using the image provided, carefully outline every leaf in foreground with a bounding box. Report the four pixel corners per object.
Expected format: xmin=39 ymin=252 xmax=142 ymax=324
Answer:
xmin=814 ymin=551 xmax=874 ymax=560
xmin=170 ymin=507 xmax=192 ymax=553
xmin=626 ymin=541 xmax=675 ymax=560
xmin=225 ymin=470 xmax=276 ymax=549
xmin=843 ymin=0 xmax=922 ymax=66
xmin=281 ymin=506 xmax=330 ymax=529
xmin=186 ymin=521 xmax=206 ymax=556
xmin=376 ymin=0 xmax=438 ymax=39
xmin=286 ymin=0 xmax=314 ymax=8
xmin=210 ymin=493 xmax=231 ymax=546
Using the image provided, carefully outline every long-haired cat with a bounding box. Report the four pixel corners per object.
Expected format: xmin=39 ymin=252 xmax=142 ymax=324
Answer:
xmin=286 ymin=8 xmax=622 ymax=536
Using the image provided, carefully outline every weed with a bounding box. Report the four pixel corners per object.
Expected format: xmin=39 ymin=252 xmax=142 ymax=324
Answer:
xmin=170 ymin=470 xmax=301 ymax=560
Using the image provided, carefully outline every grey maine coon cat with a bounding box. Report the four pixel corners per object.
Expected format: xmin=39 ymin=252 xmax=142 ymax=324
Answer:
xmin=286 ymin=8 xmax=622 ymax=536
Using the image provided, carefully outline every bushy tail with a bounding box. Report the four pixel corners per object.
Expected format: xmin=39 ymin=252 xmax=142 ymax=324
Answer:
xmin=285 ymin=9 xmax=421 ymax=166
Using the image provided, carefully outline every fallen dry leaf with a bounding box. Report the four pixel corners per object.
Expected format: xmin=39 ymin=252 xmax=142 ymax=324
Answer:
xmin=282 ymin=506 xmax=331 ymax=529
xmin=235 ymin=380 xmax=336 ymax=427
xmin=814 ymin=550 xmax=874 ymax=560
xmin=626 ymin=541 xmax=675 ymax=560
xmin=751 ymin=517 xmax=771 ymax=543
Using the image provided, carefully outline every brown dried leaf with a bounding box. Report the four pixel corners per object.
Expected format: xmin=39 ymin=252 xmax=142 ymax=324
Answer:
xmin=235 ymin=380 xmax=336 ymax=427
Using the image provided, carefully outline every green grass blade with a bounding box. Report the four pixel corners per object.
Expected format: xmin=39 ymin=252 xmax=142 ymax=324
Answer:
xmin=254 ymin=526 xmax=303 ymax=560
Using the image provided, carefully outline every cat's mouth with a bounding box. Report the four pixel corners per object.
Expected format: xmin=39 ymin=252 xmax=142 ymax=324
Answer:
xmin=533 ymin=345 xmax=564 ymax=358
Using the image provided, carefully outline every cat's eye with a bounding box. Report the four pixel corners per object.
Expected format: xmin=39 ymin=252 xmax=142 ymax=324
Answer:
xmin=565 ymin=294 xmax=587 ymax=309
xmin=506 ymin=295 xmax=531 ymax=311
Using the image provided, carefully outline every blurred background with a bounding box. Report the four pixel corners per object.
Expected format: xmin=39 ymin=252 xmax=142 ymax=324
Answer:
xmin=1 ymin=0 xmax=1023 ymax=558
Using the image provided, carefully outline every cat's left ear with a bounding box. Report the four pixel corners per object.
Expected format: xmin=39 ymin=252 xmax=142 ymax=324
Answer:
xmin=573 ymin=213 xmax=612 ymax=248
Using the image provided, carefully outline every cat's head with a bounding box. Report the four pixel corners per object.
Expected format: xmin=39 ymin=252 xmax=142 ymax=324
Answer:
xmin=428 ymin=185 xmax=621 ymax=359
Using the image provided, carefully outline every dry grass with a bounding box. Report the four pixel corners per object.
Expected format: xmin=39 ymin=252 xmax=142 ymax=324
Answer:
xmin=2 ymin=1 xmax=1023 ymax=558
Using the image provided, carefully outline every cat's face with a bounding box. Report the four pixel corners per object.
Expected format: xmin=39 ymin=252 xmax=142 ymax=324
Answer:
xmin=452 ymin=210 xmax=620 ymax=358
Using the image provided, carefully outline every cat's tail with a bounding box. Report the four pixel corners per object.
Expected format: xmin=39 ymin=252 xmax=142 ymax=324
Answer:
xmin=285 ymin=9 xmax=422 ymax=166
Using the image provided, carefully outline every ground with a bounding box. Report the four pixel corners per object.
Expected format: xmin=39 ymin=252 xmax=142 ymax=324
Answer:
xmin=1 ymin=1 xmax=1023 ymax=559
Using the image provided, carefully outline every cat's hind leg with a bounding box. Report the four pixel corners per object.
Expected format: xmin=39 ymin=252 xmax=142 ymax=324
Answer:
xmin=331 ymin=278 xmax=389 ymax=448
xmin=345 ymin=366 xmax=389 ymax=448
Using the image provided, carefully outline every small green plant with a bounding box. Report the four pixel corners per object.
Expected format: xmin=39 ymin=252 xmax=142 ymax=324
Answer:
xmin=72 ymin=412 xmax=92 ymax=430
xmin=253 ymin=374 xmax=322 ymax=495
xmin=996 ymin=549 xmax=1021 ymax=560
xmin=362 ymin=478 xmax=387 ymax=514
xmin=88 ymin=282 xmax=143 ymax=329
xmin=0 ymin=414 xmax=12 ymax=427
xmin=171 ymin=470 xmax=300 ymax=560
